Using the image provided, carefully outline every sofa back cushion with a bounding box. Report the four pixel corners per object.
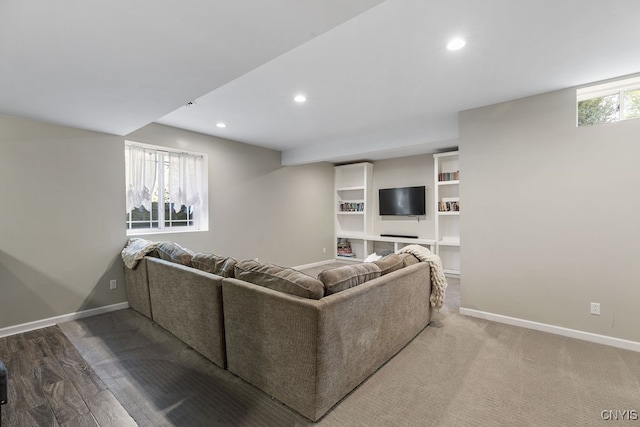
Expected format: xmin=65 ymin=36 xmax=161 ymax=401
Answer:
xmin=156 ymin=242 xmax=195 ymax=266
xmin=318 ymin=263 xmax=381 ymax=296
xmin=373 ymin=253 xmax=405 ymax=275
xmin=398 ymin=252 xmax=420 ymax=267
xmin=235 ymin=260 xmax=324 ymax=300
xmin=191 ymin=253 xmax=237 ymax=278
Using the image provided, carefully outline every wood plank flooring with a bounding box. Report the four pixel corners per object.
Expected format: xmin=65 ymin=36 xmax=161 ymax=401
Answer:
xmin=0 ymin=326 xmax=135 ymax=427
xmin=0 ymin=277 xmax=462 ymax=426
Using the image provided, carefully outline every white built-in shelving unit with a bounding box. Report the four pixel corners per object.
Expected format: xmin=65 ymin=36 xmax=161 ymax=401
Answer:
xmin=334 ymin=162 xmax=435 ymax=261
xmin=434 ymin=151 xmax=460 ymax=275
xmin=334 ymin=162 xmax=372 ymax=261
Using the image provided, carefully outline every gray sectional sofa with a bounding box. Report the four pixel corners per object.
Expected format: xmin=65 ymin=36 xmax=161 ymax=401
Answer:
xmin=123 ymin=240 xmax=433 ymax=421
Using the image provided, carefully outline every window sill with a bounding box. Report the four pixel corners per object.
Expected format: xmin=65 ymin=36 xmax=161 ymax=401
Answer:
xmin=126 ymin=226 xmax=208 ymax=237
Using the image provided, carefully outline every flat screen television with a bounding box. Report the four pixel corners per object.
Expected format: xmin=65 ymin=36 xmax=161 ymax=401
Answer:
xmin=378 ymin=186 xmax=426 ymax=216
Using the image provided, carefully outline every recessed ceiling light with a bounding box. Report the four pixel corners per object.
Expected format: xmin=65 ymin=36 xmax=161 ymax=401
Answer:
xmin=294 ymin=94 xmax=307 ymax=103
xmin=447 ymin=38 xmax=466 ymax=51
xmin=216 ymin=122 xmax=227 ymax=128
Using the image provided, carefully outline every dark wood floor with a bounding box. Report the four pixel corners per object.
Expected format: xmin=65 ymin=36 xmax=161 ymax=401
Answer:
xmin=0 ymin=326 xmax=135 ymax=427
xmin=0 ymin=277 xmax=462 ymax=426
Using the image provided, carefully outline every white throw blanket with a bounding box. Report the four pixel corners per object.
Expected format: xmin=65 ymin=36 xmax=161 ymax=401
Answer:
xmin=121 ymin=238 xmax=159 ymax=269
xmin=396 ymin=244 xmax=448 ymax=310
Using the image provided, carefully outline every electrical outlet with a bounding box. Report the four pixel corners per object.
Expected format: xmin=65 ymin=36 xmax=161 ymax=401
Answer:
xmin=110 ymin=279 xmax=117 ymax=290
xmin=254 ymin=257 xmax=259 ymax=262
xmin=590 ymin=302 xmax=600 ymax=315
xmin=323 ymin=247 xmax=327 ymax=253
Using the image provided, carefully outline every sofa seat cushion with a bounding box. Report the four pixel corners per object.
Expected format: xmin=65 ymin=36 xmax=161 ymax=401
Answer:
xmin=192 ymin=253 xmax=237 ymax=278
xmin=156 ymin=242 xmax=195 ymax=266
xmin=373 ymin=253 xmax=404 ymax=275
xmin=235 ymin=260 xmax=324 ymax=299
xmin=318 ymin=263 xmax=382 ymax=295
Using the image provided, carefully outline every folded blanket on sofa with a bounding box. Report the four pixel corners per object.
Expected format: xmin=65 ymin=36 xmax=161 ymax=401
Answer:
xmin=121 ymin=238 xmax=159 ymax=269
xmin=396 ymin=244 xmax=448 ymax=310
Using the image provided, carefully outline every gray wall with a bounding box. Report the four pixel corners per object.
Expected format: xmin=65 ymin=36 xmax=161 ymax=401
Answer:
xmin=371 ymin=154 xmax=436 ymax=240
xmin=0 ymin=114 xmax=126 ymax=329
xmin=459 ymin=87 xmax=640 ymax=342
xmin=0 ymin=117 xmax=334 ymax=330
xmin=127 ymin=124 xmax=335 ymax=265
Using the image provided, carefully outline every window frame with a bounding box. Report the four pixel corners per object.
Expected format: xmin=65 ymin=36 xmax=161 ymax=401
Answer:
xmin=577 ymin=75 xmax=640 ymax=126
xmin=125 ymin=140 xmax=208 ymax=236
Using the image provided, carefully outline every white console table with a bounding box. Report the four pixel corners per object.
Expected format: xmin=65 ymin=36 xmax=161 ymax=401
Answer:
xmin=336 ymin=234 xmax=435 ymax=261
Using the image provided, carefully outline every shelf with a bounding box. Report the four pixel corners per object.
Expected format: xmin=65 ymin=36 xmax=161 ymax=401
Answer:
xmin=369 ymin=235 xmax=435 ymax=245
xmin=337 ymin=199 xmax=365 ymax=214
xmin=434 ymin=150 xmax=460 ymax=274
xmin=336 ymin=255 xmax=362 ymax=261
xmin=336 ymin=233 xmax=366 ymax=240
xmin=336 ymin=186 xmax=365 ymax=192
xmin=336 ymin=234 xmax=436 ymax=245
xmin=334 ymin=234 xmax=436 ymax=262
xmin=335 ymin=163 xmax=374 ymax=260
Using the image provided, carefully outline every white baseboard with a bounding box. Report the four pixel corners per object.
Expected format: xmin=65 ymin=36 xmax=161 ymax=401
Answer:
xmin=0 ymin=302 xmax=130 ymax=338
xmin=460 ymin=307 xmax=640 ymax=353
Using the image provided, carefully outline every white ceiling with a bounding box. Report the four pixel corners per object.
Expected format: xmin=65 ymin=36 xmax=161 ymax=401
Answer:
xmin=2 ymin=0 xmax=640 ymax=165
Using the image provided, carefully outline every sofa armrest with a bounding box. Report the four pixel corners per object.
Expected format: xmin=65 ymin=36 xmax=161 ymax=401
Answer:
xmin=222 ymin=277 xmax=321 ymax=418
xmin=222 ymin=262 xmax=431 ymax=421
xmin=124 ymin=257 xmax=152 ymax=318
xmin=147 ymin=257 xmax=226 ymax=368
xmin=315 ymin=262 xmax=431 ymax=418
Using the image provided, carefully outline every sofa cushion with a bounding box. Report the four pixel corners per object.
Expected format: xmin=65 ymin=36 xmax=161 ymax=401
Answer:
xmin=373 ymin=253 xmax=404 ymax=275
xmin=235 ymin=260 xmax=324 ymax=300
xmin=156 ymin=242 xmax=195 ymax=266
xmin=191 ymin=253 xmax=237 ymax=278
xmin=398 ymin=252 xmax=420 ymax=267
xmin=318 ymin=263 xmax=381 ymax=296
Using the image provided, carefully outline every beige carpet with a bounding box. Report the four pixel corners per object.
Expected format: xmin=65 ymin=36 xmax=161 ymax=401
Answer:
xmin=59 ymin=276 xmax=640 ymax=426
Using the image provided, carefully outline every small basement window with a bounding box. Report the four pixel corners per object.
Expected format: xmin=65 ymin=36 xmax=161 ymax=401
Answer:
xmin=577 ymin=75 xmax=640 ymax=126
xmin=125 ymin=141 xmax=208 ymax=235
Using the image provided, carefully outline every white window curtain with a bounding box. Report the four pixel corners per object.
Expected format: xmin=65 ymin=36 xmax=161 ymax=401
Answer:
xmin=125 ymin=144 xmax=157 ymax=213
xmin=167 ymin=151 xmax=203 ymax=213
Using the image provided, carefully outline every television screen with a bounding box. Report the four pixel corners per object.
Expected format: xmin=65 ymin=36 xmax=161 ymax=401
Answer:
xmin=379 ymin=186 xmax=426 ymax=216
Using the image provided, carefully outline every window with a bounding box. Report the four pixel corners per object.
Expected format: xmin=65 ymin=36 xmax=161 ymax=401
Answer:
xmin=577 ymin=75 xmax=640 ymax=126
xmin=125 ymin=141 xmax=207 ymax=234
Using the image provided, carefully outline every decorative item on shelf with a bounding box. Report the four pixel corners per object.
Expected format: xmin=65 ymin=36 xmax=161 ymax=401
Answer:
xmin=337 ymin=238 xmax=356 ymax=257
xmin=438 ymin=171 xmax=460 ymax=182
xmin=338 ymin=202 xmax=364 ymax=212
xmin=439 ymin=197 xmax=460 ymax=212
